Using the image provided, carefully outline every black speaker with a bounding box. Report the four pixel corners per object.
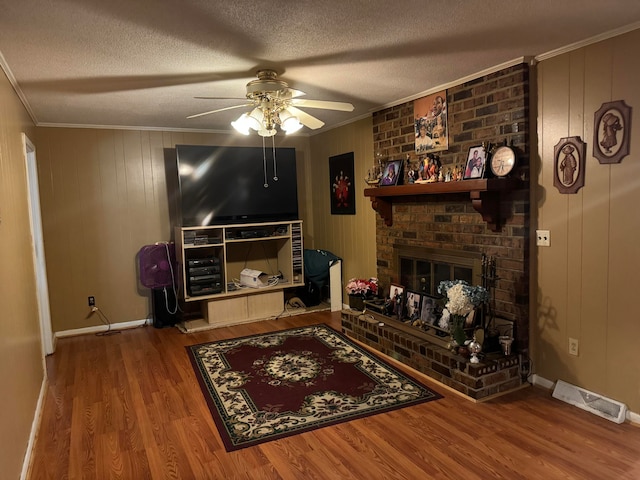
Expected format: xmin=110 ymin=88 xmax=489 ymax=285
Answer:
xmin=151 ymin=287 xmax=179 ymax=328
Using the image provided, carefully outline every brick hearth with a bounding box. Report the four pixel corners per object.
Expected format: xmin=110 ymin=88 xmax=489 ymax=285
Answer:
xmin=342 ymin=310 xmax=524 ymax=400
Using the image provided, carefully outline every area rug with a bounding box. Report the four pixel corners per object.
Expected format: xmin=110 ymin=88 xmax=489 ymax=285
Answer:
xmin=186 ymin=324 xmax=442 ymax=451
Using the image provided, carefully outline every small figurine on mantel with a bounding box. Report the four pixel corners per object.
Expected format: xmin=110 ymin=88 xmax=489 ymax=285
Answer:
xmin=365 ymin=150 xmax=385 ymax=185
xmin=408 ymin=167 xmax=416 ymax=184
xmin=445 ymin=167 xmax=452 ymax=182
xmin=426 ymin=155 xmax=440 ymax=182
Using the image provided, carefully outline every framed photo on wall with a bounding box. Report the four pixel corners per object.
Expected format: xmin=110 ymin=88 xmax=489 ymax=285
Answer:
xmin=463 ymin=145 xmax=487 ymax=179
xmin=553 ymin=136 xmax=586 ymax=194
xmin=414 ymin=90 xmax=448 ymax=154
xmin=329 ymin=152 xmax=355 ymax=214
xmin=379 ymin=159 xmax=403 ymax=186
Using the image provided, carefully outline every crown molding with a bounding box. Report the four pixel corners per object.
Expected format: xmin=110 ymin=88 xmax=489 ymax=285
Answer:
xmin=535 ymin=22 xmax=640 ymax=62
xmin=0 ymin=49 xmax=39 ymax=124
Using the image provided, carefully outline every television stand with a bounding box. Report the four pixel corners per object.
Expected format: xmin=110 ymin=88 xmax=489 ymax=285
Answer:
xmin=175 ymin=220 xmax=305 ymax=331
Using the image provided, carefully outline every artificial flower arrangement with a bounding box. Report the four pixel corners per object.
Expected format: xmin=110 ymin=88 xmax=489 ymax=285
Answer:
xmin=345 ymin=277 xmax=379 ymax=297
xmin=437 ymin=280 xmax=489 ymax=346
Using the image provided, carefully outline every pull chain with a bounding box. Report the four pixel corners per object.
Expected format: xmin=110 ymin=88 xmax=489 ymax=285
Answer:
xmin=262 ymin=136 xmax=268 ymax=188
xmin=272 ymin=135 xmax=278 ymax=181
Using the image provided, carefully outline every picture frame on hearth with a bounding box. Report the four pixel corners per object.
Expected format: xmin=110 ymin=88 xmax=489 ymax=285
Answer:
xmin=379 ymin=159 xmax=403 ymax=186
xmin=405 ymin=290 xmax=422 ymax=322
xmin=420 ymin=294 xmax=443 ymax=327
xmin=463 ymin=145 xmax=487 ymax=180
xmin=388 ymin=283 xmax=404 ymax=318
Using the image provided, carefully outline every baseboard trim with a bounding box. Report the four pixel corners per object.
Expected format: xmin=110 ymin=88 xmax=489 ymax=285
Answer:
xmin=21 ymin=375 xmax=47 ymax=480
xmin=55 ymin=318 xmax=150 ymax=338
xmin=531 ymin=374 xmax=555 ymax=390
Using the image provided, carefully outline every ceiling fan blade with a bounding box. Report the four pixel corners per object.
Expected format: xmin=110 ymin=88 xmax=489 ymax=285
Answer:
xmin=194 ymin=96 xmax=248 ymax=100
xmin=287 ymin=106 xmax=325 ymax=129
xmin=290 ymin=98 xmax=354 ymax=112
xmin=288 ymin=88 xmax=306 ymax=98
xmin=187 ymin=103 xmax=252 ymax=119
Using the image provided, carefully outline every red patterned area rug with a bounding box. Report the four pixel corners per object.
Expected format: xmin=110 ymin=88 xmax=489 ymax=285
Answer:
xmin=186 ymin=324 xmax=442 ymax=451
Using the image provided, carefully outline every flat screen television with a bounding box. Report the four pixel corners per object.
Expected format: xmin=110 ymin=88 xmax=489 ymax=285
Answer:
xmin=175 ymin=145 xmax=299 ymax=226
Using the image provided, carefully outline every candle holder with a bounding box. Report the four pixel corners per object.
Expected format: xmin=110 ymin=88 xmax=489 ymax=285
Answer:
xmin=499 ymin=335 xmax=513 ymax=356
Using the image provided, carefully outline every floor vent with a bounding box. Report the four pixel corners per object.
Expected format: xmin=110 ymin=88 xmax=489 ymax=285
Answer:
xmin=552 ymin=379 xmax=627 ymax=424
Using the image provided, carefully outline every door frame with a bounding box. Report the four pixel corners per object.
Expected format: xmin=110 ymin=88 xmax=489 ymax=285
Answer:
xmin=22 ymin=133 xmax=54 ymax=355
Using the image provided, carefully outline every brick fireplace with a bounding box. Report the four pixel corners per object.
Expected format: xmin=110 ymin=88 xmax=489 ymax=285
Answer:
xmin=342 ymin=63 xmax=531 ymax=399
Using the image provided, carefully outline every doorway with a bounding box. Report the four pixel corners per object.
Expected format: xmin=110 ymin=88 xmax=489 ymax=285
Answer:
xmin=22 ymin=133 xmax=54 ymax=355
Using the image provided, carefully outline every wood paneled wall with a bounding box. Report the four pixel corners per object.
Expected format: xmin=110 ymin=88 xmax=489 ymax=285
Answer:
xmin=535 ymin=29 xmax=640 ymax=412
xmin=308 ymin=118 xmax=378 ymax=287
xmin=35 ymin=129 xmax=310 ymax=332
xmin=0 ymin=70 xmax=42 ymax=478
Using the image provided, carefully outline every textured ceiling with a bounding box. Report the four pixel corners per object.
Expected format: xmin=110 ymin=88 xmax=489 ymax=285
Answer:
xmin=1 ymin=0 xmax=639 ymax=134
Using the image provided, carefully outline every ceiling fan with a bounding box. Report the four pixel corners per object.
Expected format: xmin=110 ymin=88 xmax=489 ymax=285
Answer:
xmin=187 ymin=69 xmax=354 ymax=136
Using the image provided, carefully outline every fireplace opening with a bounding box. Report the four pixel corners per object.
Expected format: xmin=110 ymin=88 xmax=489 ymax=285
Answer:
xmin=395 ymin=246 xmax=482 ymax=295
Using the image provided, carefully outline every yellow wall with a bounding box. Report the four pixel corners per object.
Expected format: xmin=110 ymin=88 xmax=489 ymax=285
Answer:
xmin=535 ymin=29 xmax=640 ymax=412
xmin=308 ymin=117 xmax=378 ymax=285
xmin=0 ymin=71 xmax=43 ymax=476
xmin=35 ymin=129 xmax=311 ymax=332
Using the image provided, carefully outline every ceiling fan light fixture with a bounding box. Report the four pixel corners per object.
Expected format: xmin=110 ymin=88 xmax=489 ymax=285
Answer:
xmin=231 ymin=113 xmax=252 ymax=135
xmin=190 ymin=70 xmax=354 ymax=136
xmin=281 ymin=114 xmax=303 ymax=134
xmin=258 ymin=126 xmax=277 ymax=137
xmin=247 ymin=108 xmax=264 ymax=130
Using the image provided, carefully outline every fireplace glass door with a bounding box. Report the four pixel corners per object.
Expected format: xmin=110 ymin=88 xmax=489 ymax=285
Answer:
xmin=396 ymin=247 xmax=481 ymax=295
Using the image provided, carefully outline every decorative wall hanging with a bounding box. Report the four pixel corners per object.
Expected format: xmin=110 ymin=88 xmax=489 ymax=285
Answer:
xmin=414 ymin=90 xmax=448 ymax=154
xmin=553 ymin=136 xmax=586 ymax=194
xmin=329 ymin=152 xmax=355 ymax=215
xmin=593 ymin=100 xmax=632 ymax=164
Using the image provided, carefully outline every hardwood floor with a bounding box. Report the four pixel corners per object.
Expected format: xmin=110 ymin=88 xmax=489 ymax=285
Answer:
xmin=29 ymin=311 xmax=640 ymax=479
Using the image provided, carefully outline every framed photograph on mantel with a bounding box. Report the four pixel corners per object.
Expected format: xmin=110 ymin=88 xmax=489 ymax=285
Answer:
xmin=414 ymin=90 xmax=448 ymax=154
xmin=553 ymin=136 xmax=586 ymax=194
xmin=463 ymin=145 xmax=487 ymax=180
xmin=379 ymin=159 xmax=403 ymax=186
xmin=593 ymin=100 xmax=632 ymax=164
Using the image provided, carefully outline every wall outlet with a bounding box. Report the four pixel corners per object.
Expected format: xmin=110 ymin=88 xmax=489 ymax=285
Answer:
xmin=569 ymin=337 xmax=579 ymax=356
xmin=88 ymin=296 xmax=95 ymax=307
xmin=536 ymin=229 xmax=550 ymax=247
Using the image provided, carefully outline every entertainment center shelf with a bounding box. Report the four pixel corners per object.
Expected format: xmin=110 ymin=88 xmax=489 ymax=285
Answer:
xmin=175 ymin=220 xmax=304 ymax=331
xmin=364 ymin=177 xmax=522 ymax=231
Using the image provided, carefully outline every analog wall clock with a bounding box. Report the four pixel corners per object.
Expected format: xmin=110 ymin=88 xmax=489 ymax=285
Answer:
xmin=490 ymin=145 xmax=516 ymax=177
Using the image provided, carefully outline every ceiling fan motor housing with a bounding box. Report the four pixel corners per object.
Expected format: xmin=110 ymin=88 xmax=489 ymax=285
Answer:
xmin=246 ymin=69 xmax=290 ymax=98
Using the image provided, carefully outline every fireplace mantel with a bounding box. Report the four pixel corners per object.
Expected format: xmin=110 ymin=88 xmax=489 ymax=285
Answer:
xmin=364 ymin=177 xmax=522 ymax=231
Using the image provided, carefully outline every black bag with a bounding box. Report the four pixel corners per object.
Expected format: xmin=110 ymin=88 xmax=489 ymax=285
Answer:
xmin=297 ymin=249 xmax=341 ymax=307
xmin=297 ymin=279 xmax=322 ymax=307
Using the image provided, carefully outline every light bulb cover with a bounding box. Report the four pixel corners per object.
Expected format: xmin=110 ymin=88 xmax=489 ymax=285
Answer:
xmin=279 ymin=108 xmax=303 ymax=134
xmin=247 ymin=108 xmax=264 ymax=130
xmin=231 ymin=114 xmax=251 ymax=135
xmin=281 ymin=116 xmax=303 ymax=133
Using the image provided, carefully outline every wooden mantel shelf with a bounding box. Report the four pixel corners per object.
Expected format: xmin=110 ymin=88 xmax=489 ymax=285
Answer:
xmin=364 ymin=177 xmax=522 ymax=231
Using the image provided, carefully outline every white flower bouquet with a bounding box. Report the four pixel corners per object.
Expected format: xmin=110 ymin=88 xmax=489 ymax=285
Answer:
xmin=437 ymin=280 xmax=488 ymax=345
